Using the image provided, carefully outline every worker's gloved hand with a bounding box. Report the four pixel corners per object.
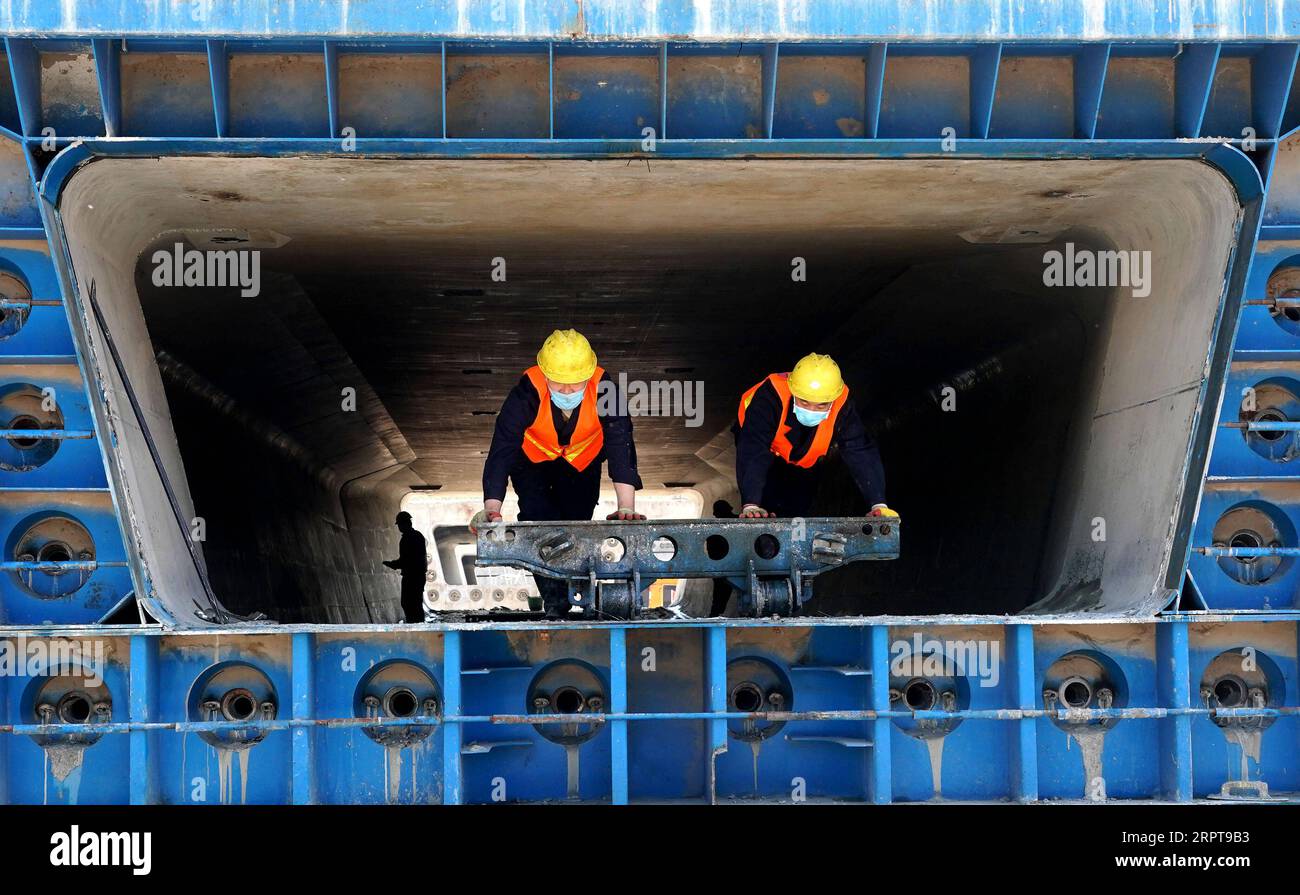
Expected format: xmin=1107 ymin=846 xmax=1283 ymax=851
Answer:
xmin=382 ymin=559 xmax=399 ymax=570
xmin=469 ymin=508 xmax=503 ymax=535
xmin=869 ymin=504 xmax=899 ymax=518
xmin=739 ymin=504 xmax=774 ymax=519
xmin=606 ymin=507 xmax=646 ymax=521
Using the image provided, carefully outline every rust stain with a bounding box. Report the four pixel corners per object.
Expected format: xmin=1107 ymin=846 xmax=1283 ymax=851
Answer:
xmin=812 ymin=89 xmax=831 ymax=106
xmin=571 ymin=0 xmax=587 ymax=38
xmin=836 ymin=117 xmax=864 ymax=137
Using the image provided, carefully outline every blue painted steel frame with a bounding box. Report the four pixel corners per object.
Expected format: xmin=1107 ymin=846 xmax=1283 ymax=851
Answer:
xmin=0 ymin=21 xmax=1296 ymax=802
xmin=0 ymin=617 xmax=1286 ymax=804
xmin=0 ymin=1 xmax=1299 ymax=43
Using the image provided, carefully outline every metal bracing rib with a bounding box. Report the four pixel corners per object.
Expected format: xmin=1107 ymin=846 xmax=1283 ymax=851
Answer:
xmin=969 ymin=43 xmax=1001 ymax=140
xmin=1174 ymin=43 xmax=1219 ymax=138
xmin=91 ymin=38 xmax=121 ymax=137
xmin=1073 ymin=43 xmax=1109 ymax=139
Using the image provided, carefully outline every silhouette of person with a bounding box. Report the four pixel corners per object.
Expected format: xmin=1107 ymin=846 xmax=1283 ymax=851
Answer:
xmin=384 ymin=511 xmax=428 ymax=623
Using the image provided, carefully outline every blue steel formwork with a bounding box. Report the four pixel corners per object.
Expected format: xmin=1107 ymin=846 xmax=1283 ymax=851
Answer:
xmin=0 ymin=2 xmax=1299 ymax=803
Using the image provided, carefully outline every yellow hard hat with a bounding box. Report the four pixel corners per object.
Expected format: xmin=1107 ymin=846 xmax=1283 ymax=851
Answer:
xmin=788 ymin=352 xmax=845 ymax=403
xmin=537 ymin=329 xmax=598 ymax=383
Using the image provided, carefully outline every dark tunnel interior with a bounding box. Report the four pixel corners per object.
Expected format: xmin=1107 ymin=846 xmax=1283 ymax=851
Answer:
xmin=57 ymin=156 xmax=1243 ymax=624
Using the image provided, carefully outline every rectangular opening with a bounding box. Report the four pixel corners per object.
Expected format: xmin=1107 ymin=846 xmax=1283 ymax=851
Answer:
xmin=989 ymin=56 xmax=1074 ymax=138
xmin=1096 ymin=51 xmax=1177 ymax=139
xmin=121 ymin=52 xmax=216 ymax=137
xmin=552 ymin=50 xmax=660 ymax=139
xmin=879 ymin=53 xmax=969 ymax=138
xmin=0 ymin=52 xmax=21 ymax=133
xmin=1203 ymin=55 xmax=1254 ymax=139
xmin=445 ymin=53 xmax=549 ymax=138
xmin=228 ymin=52 xmax=329 ymax=138
xmin=54 ymin=156 xmax=1244 ymax=625
xmin=338 ymin=52 xmax=442 ymax=139
xmin=773 ymin=53 xmax=867 ymax=139
xmin=666 ymin=49 xmax=762 ymax=139
xmin=39 ymin=44 xmax=105 ymax=137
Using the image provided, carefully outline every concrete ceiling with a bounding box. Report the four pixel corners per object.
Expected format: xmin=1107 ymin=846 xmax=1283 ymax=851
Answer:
xmin=66 ymin=155 xmax=1218 ymax=494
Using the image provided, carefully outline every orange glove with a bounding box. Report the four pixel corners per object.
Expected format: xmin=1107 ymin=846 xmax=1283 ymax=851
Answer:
xmin=869 ymin=504 xmax=899 ymax=518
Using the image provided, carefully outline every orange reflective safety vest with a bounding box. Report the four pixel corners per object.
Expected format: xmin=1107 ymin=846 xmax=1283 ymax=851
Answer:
xmin=521 ymin=365 xmax=606 ymax=471
xmin=737 ymin=372 xmax=849 ymax=469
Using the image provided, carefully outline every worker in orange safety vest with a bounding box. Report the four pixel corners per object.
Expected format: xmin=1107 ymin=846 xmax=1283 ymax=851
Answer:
xmin=470 ymin=329 xmax=644 ymax=619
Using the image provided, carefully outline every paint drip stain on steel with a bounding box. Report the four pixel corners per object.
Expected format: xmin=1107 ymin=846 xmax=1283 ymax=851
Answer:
xmin=1063 ymin=717 xmax=1108 ymax=802
xmin=43 ymin=743 xmax=87 ymax=804
xmin=566 ymin=743 xmax=581 ymax=799
xmin=384 ymin=744 xmax=403 ymax=803
xmin=381 ymin=740 xmax=431 ymax=804
xmin=1222 ymin=727 xmax=1263 ymax=785
xmin=925 ymin=736 xmax=945 ymax=800
xmin=215 ymin=745 xmax=254 ymax=804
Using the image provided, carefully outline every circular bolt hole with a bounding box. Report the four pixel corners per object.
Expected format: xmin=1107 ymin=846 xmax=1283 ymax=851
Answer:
xmin=1230 ymin=530 xmax=1263 ymax=564
xmin=383 ymin=687 xmax=418 ymax=718
xmin=1255 ymin=408 xmax=1289 ymax=442
xmin=862 ymin=523 xmax=874 ymax=535
xmin=220 ymin=688 xmax=259 ymax=722
xmin=57 ymin=692 xmax=92 ymax=724
xmin=753 ymin=533 xmax=781 ymax=560
xmin=552 ymin=686 xmax=586 ymax=715
xmin=880 ymin=524 xmax=892 ymax=536
xmin=6 ymin=415 xmax=42 ymax=450
xmin=600 ymin=537 xmax=626 ymax=563
xmin=651 ymin=536 xmax=677 ymax=561
xmin=1214 ymin=676 xmax=1247 ymax=708
xmin=37 ymin=541 xmax=72 ymax=565
xmin=730 ymin=681 xmax=764 ymax=713
xmin=1060 ymin=678 xmax=1093 ymax=708
xmin=705 ymin=534 xmax=730 ymax=560
xmin=902 ymin=678 xmax=937 ymax=711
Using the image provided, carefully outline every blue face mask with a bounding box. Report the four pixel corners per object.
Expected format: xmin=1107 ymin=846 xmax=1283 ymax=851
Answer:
xmin=792 ymin=404 xmax=829 ymax=427
xmin=549 ymin=386 xmax=585 ymax=411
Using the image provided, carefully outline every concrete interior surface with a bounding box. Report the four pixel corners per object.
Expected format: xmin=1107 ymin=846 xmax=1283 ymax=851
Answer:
xmin=55 ymin=156 xmax=1242 ymax=624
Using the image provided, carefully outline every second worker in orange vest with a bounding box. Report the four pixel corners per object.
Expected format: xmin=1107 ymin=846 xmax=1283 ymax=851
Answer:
xmin=471 ymin=329 xmax=644 ymax=619
xmin=733 ymin=352 xmax=895 ymax=520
